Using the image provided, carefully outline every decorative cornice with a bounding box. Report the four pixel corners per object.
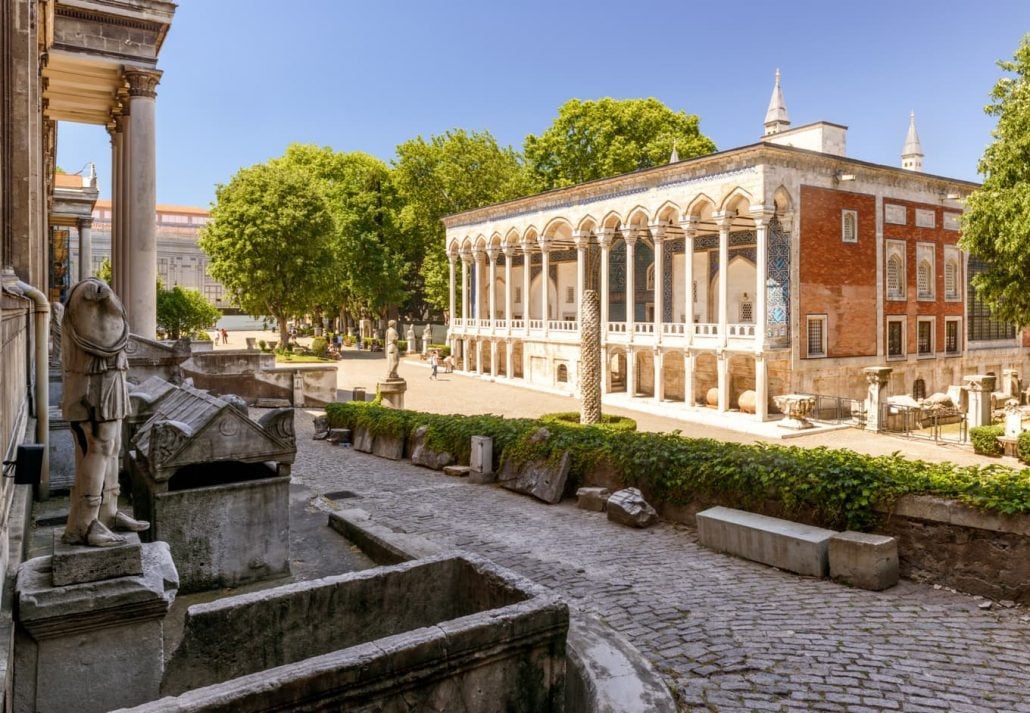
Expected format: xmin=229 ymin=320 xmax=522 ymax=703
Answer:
xmin=124 ymin=69 xmax=161 ymax=98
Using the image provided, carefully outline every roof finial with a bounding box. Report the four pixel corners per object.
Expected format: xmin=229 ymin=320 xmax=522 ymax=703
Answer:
xmin=901 ymin=111 xmax=923 ymax=172
xmin=87 ymin=161 xmax=97 ymax=188
xmin=764 ymin=68 xmax=790 ymax=136
xmin=669 ymin=141 xmax=679 ymax=164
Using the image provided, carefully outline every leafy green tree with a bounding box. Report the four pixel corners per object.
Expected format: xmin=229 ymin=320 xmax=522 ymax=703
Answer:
xmin=276 ymin=145 xmax=408 ymax=324
xmin=156 ymin=285 xmax=221 ymax=339
xmin=393 ymin=129 xmax=537 ymax=312
xmin=200 ymin=161 xmax=334 ymax=345
xmin=524 ymin=98 xmax=716 ymax=189
xmin=96 ymin=256 xmax=112 ymax=284
xmin=961 ymin=35 xmax=1030 ymax=326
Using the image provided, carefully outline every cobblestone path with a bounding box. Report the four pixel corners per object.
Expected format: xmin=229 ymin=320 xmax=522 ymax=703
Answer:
xmin=294 ymin=415 xmax=1030 ymax=713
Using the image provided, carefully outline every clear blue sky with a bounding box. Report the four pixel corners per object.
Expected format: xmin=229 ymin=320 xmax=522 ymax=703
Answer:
xmin=56 ymin=0 xmax=1030 ymax=208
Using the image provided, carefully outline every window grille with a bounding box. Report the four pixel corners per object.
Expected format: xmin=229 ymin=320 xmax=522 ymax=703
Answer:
xmin=913 ymin=378 xmax=926 ymax=400
xmin=556 ymin=364 xmax=568 ymax=383
xmin=739 ymin=299 xmax=753 ymax=323
xmin=842 ymin=210 xmax=857 ymax=243
xmin=944 ymin=260 xmax=958 ymax=299
xmin=646 ymin=263 xmax=655 ymax=290
xmin=888 ymin=320 xmax=904 ymax=357
xmin=917 ymin=260 xmax=932 ymax=299
xmin=887 ymin=255 xmax=904 ymax=298
xmin=807 ymin=317 xmax=826 ymax=357
xmin=968 ymin=257 xmax=1016 ymax=341
xmin=566 ymin=286 xmax=574 ymax=304
xmin=918 ymin=320 xmax=933 ymax=355
xmin=945 ymin=320 xmax=959 ymax=353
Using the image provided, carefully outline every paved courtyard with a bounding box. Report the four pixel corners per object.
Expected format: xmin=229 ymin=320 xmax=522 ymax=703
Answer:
xmin=292 ymin=412 xmax=1030 ymax=713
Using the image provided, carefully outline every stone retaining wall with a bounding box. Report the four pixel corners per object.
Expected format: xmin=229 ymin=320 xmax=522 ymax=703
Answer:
xmin=183 ymin=351 xmax=337 ymax=406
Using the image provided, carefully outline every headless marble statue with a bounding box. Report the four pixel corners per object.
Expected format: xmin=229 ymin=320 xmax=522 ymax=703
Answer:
xmin=61 ymin=278 xmax=149 ymax=547
xmin=385 ymin=320 xmax=400 ymax=380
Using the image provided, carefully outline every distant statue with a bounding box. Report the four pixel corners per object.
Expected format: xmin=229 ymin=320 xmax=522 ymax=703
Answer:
xmin=61 ymin=278 xmax=149 ymax=547
xmin=406 ymin=324 xmax=416 ymax=351
xmin=49 ymin=301 xmax=64 ymax=368
xmin=385 ymin=320 xmax=400 ymax=380
xmin=359 ymin=317 xmax=372 ymax=340
xmin=422 ymin=324 xmax=432 ymax=355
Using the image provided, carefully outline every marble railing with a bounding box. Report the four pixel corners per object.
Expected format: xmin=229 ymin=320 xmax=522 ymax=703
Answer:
xmin=548 ymin=320 xmax=578 ymax=332
xmin=727 ymin=323 xmax=756 ymax=338
xmin=693 ymin=323 xmax=719 ymax=337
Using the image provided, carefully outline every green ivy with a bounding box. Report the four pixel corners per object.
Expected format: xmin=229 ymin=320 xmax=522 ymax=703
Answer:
xmin=323 ymin=402 xmax=1030 ymax=529
xmin=1018 ymin=431 xmax=1030 ymax=464
xmin=970 ymin=425 xmax=1005 ymax=456
xmin=539 ymin=412 xmax=637 ymax=432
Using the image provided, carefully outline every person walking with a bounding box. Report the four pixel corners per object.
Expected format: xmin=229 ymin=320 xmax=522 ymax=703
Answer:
xmin=430 ymin=350 xmax=439 ymax=380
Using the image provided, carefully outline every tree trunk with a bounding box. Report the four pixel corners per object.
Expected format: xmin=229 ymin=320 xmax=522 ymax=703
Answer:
xmin=276 ymin=311 xmax=289 ymax=347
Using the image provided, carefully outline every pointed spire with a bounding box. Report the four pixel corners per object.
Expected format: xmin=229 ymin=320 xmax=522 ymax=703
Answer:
xmin=901 ymin=111 xmax=923 ymax=171
xmin=764 ymin=68 xmax=791 ymax=136
xmin=87 ymin=161 xmax=97 ymax=188
xmin=669 ymin=142 xmax=679 ymax=164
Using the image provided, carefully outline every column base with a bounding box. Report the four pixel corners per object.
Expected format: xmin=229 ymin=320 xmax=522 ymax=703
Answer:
xmin=377 ymin=378 xmax=407 ymax=410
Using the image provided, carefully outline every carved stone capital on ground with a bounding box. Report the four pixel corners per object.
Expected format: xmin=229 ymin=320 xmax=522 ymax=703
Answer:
xmin=864 ymin=366 xmax=892 ymax=385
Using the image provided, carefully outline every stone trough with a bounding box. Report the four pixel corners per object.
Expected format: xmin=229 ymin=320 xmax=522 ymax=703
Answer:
xmin=127 ymin=382 xmax=296 ymax=593
xmin=117 ymin=554 xmax=569 ymax=712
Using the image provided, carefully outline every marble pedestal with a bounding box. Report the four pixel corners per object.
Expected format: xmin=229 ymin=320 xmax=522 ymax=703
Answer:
xmin=378 ymin=377 xmax=407 ymax=409
xmin=14 ymin=538 xmax=178 ymax=713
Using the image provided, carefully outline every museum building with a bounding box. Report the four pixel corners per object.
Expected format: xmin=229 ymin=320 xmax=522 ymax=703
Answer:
xmin=443 ymin=74 xmax=1030 ymax=420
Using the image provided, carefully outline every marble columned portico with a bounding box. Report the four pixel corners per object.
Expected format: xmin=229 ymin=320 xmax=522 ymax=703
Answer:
xmin=503 ymin=245 xmax=515 ymax=377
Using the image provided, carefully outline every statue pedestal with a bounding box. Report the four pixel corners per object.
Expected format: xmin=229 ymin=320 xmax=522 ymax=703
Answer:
xmin=14 ymin=539 xmax=178 ymax=713
xmin=378 ymin=378 xmax=407 ymax=409
xmin=774 ymin=394 xmax=816 ymax=430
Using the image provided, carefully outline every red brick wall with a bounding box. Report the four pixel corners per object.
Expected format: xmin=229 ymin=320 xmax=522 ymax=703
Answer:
xmin=799 ymin=185 xmax=877 ymax=358
xmin=882 ymin=199 xmax=964 ymax=354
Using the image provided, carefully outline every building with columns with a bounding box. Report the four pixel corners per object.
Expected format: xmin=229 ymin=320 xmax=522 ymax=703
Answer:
xmin=444 ymin=75 xmax=1030 ymax=420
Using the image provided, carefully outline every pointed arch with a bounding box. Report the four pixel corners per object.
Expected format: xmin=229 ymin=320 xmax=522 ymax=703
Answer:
xmin=685 ymin=193 xmax=717 ymax=220
xmin=625 ymin=205 xmax=651 ymax=228
xmin=503 ymin=227 xmax=522 ymax=248
xmin=772 ymin=185 xmax=793 ymax=216
xmin=576 ymin=214 xmax=599 ymax=234
xmin=654 ymin=201 xmax=682 ymax=226
xmin=542 ymin=216 xmax=574 ymax=240
xmin=488 ymin=231 xmax=504 ymax=250
xmin=601 ymin=210 xmax=624 ymax=231
xmin=719 ymin=187 xmax=754 ymax=215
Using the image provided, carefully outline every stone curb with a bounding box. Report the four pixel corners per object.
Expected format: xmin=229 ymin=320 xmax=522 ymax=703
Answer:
xmin=325 ymin=508 xmax=677 ymax=713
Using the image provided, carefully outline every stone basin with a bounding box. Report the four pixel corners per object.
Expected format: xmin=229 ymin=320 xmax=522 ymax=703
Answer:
xmin=115 ymin=553 xmax=569 ymax=712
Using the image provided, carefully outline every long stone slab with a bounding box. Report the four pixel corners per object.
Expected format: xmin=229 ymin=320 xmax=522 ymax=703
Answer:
xmin=696 ymin=506 xmax=836 ymax=577
xmin=52 ymin=532 xmax=143 ymax=586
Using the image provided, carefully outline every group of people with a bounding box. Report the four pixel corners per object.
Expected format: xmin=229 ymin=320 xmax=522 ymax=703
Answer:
xmin=428 ymin=350 xmax=453 ymax=380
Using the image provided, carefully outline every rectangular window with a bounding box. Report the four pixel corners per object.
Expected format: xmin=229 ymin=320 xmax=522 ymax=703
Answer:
xmin=887 ymin=318 xmax=905 ymax=359
xmin=841 ymin=209 xmax=858 ymax=243
xmin=945 ymin=318 xmax=960 ymax=354
xmin=806 ymin=315 xmax=827 ymax=358
xmin=968 ymin=256 xmax=1017 ymax=341
xmin=515 ymin=287 xmax=522 ymax=304
xmin=917 ymin=318 xmax=934 ymax=356
xmin=566 ymin=286 xmax=575 ymax=304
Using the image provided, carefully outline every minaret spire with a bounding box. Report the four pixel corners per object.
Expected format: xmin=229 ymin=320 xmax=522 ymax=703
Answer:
xmin=669 ymin=141 xmax=679 ymax=164
xmin=901 ymin=111 xmax=923 ymax=171
xmin=763 ymin=68 xmax=790 ymax=136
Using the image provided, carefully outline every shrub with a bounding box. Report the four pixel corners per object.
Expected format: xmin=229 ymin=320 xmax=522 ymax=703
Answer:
xmin=192 ymin=330 xmax=213 ymax=341
xmin=343 ymin=335 xmax=355 ymax=347
xmin=1018 ymin=430 xmax=1030 ymax=464
xmin=970 ymin=425 xmax=1005 ymax=457
xmin=397 ymin=340 xmax=408 ymax=354
xmin=429 ymin=343 xmax=451 ymax=358
xmin=311 ymin=336 xmax=329 ymax=358
xmin=258 ymin=339 xmax=267 ymax=350
xmin=540 ymin=412 xmax=637 ymax=431
xmin=323 ymin=402 xmax=1030 ymax=528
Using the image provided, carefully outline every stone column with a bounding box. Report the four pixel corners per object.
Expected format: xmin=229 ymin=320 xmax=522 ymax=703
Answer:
xmin=863 ymin=366 xmax=892 ymax=432
xmin=77 ymin=218 xmax=93 ymax=281
xmin=652 ymin=226 xmax=665 ymax=343
xmin=521 ymin=241 xmax=532 ymax=335
xmin=503 ymin=245 xmax=514 ymax=331
xmin=473 ymin=248 xmax=484 ymax=323
xmin=654 ymin=348 xmax=664 ymax=402
xmin=716 ymin=213 xmax=731 ymax=347
xmin=599 ymin=231 xmax=611 ymax=340
xmin=462 ymin=338 xmax=470 ymax=372
xmin=755 ymin=353 xmax=769 ymax=421
xmin=964 ymin=374 xmax=997 ymax=428
xmin=486 ymin=247 xmax=497 ymax=327
xmin=626 ymin=349 xmax=636 ymax=397
xmin=625 ymin=229 xmax=636 ymax=338
xmin=124 ymin=69 xmax=161 ymax=338
xmin=539 ymin=238 xmax=551 ymax=336
xmin=1002 ymin=368 xmax=1020 ymax=399
xmin=681 ymin=219 xmax=696 ymax=347
xmin=752 ymin=209 xmax=772 ymax=351
xmin=475 ymin=336 xmax=482 ymax=373
xmin=460 ymin=255 xmax=470 ymax=323
xmin=716 ymin=350 xmax=729 ymax=412
xmin=107 ymin=118 xmax=123 ymax=295
xmin=505 ymin=338 xmax=513 ymax=379
xmin=580 ymin=289 xmax=602 ymax=424
xmin=490 ymin=340 xmax=498 ymax=378
xmin=448 ymin=255 xmax=457 ymax=326
xmin=574 ymin=231 xmax=587 ymax=322
xmin=684 ymin=351 xmax=695 ymax=406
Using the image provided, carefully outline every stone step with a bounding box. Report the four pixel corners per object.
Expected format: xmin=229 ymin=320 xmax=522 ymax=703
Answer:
xmin=696 ymin=506 xmax=836 ymax=578
xmin=442 ymin=465 xmax=470 ymax=477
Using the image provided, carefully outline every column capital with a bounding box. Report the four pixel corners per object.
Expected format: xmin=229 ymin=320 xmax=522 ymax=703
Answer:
xmin=123 ymin=69 xmax=162 ymax=99
xmin=864 ymin=366 xmax=892 ymax=385
xmin=750 ymin=206 xmax=776 ymax=227
xmin=485 ymin=246 xmax=497 ymax=260
xmin=537 ymin=236 xmax=553 ymax=253
xmin=502 ymin=243 xmax=517 ymax=258
xmin=460 ymin=249 xmax=473 ymax=265
xmin=596 ymin=229 xmax=614 ymax=248
xmin=572 ymin=231 xmax=590 ymax=249
xmin=448 ymin=252 xmax=458 ymax=265
xmin=519 ymin=240 xmax=535 ymax=255
xmin=678 ymin=216 xmax=698 ymax=237
xmin=622 ymin=228 xmax=638 ymax=247
xmin=713 ymin=212 xmax=735 ymax=231
xmin=77 ymin=217 xmax=93 ymax=230
xmin=648 ymin=223 xmax=669 ymax=241
xmin=471 ymin=245 xmax=485 ymax=260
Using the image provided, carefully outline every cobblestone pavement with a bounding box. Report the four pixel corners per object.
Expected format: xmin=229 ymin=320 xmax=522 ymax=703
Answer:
xmin=293 ymin=414 xmax=1030 ymax=713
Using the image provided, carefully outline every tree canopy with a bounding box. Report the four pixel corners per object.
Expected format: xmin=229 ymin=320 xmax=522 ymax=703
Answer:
xmin=393 ymin=129 xmax=537 ymax=311
xmin=156 ymin=285 xmax=221 ymax=339
xmin=524 ymin=98 xmax=717 ymax=190
xmin=960 ymin=35 xmax=1030 ymax=327
xmin=200 ymin=161 xmax=334 ymax=344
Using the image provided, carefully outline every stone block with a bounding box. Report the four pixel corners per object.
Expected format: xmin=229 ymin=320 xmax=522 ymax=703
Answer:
xmin=51 ymin=532 xmax=143 ymax=586
xmin=576 ymin=487 xmax=611 ymax=512
xmin=470 ymin=435 xmax=493 ymax=475
xmin=353 ymin=426 xmax=373 ymax=453
xmin=497 ymin=451 xmax=571 ymax=504
xmin=254 ymin=397 xmax=291 ymax=408
xmin=829 ymin=531 xmax=899 ymax=591
xmin=696 ymin=506 xmax=835 ymax=578
xmin=442 ymin=465 xmax=470 ymax=477
xmin=327 ymin=428 xmax=351 ymax=444
xmin=606 ymin=488 xmax=657 ymax=528
xmin=371 ymin=433 xmax=404 ymax=460
xmin=409 ymin=425 xmax=455 ymax=470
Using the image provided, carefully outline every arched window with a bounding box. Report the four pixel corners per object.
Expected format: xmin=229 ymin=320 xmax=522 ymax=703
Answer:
xmin=913 ymin=378 xmax=926 ymax=401
xmin=556 ymin=363 xmax=568 ymax=383
xmin=739 ymin=293 xmax=753 ymax=323
xmin=887 ymin=255 xmax=904 ymax=299
xmin=917 ymin=260 xmax=932 ymax=299
xmin=841 ymin=210 xmax=857 ymax=243
xmin=944 ymin=259 xmax=959 ymax=299
xmin=645 ymin=263 xmax=655 ymax=290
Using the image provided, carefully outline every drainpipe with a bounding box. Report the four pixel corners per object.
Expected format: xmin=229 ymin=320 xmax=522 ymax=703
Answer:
xmin=5 ymin=277 xmax=50 ymax=499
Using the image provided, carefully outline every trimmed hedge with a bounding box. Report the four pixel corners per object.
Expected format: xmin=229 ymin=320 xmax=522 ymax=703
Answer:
xmin=540 ymin=412 xmax=637 ymax=431
xmin=324 ymin=402 xmax=1030 ymax=529
xmin=970 ymin=425 xmax=1005 ymax=457
xmin=1019 ymin=430 xmax=1030 ymax=465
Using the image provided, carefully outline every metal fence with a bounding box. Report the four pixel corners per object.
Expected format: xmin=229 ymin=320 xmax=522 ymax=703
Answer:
xmin=802 ymin=394 xmax=865 ymax=425
xmin=878 ymin=402 xmax=968 ymax=444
